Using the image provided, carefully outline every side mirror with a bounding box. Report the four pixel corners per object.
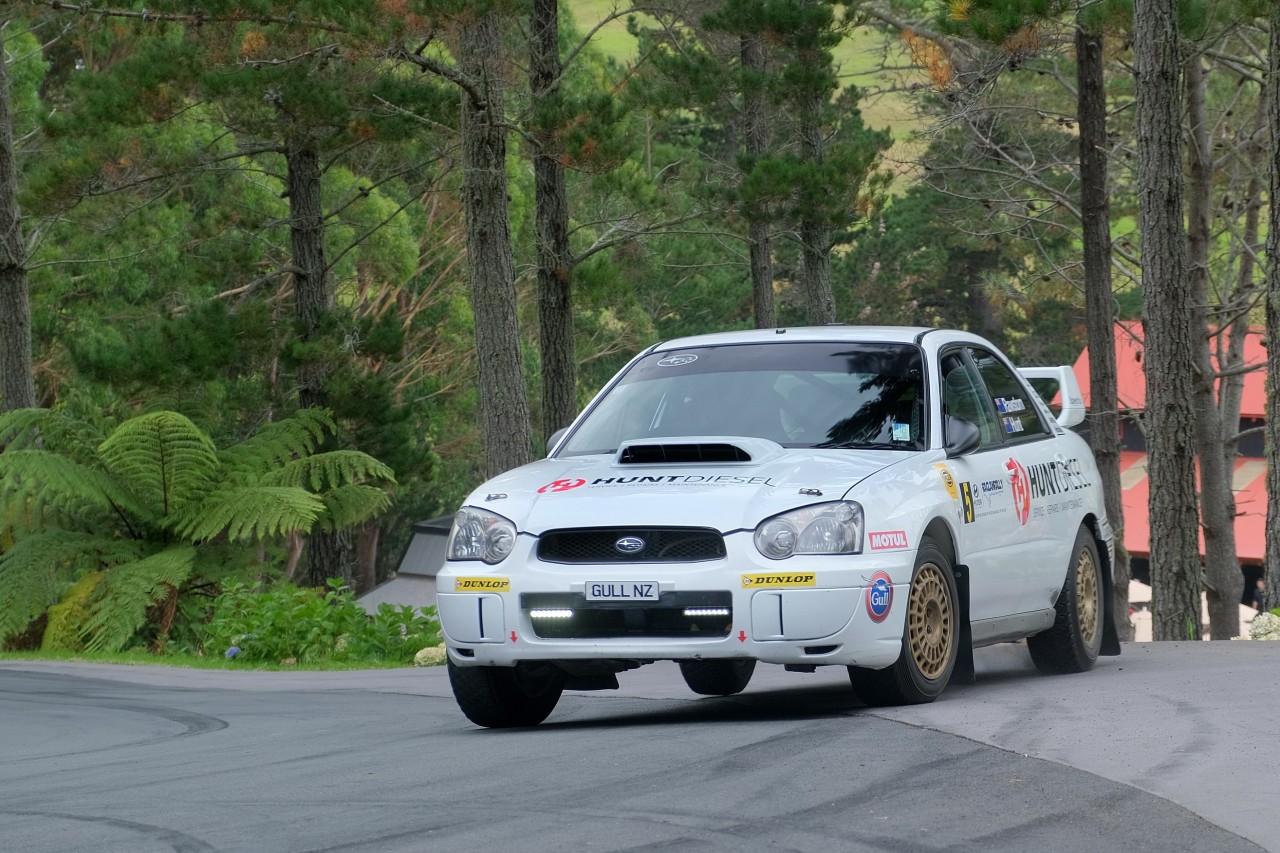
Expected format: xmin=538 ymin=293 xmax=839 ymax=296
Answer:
xmin=944 ymin=416 xmax=981 ymax=458
xmin=546 ymin=427 xmax=568 ymax=456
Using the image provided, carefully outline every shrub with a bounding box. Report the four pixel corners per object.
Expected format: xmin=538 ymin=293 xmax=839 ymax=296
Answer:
xmin=202 ymin=579 xmax=439 ymax=664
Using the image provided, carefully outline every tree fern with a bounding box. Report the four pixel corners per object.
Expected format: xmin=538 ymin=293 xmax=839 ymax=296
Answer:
xmin=262 ymin=450 xmax=396 ymax=492
xmin=0 ymin=407 xmax=396 ymax=650
xmin=174 ymin=486 xmax=327 ymax=543
xmin=0 ymin=531 xmax=146 ymax=639
xmin=0 ymin=450 xmax=151 ymax=529
xmin=97 ymin=411 xmax=219 ymax=520
xmin=315 ymin=484 xmax=394 ymax=531
xmin=0 ymin=408 xmax=106 ymax=464
xmin=217 ymin=408 xmax=335 ymax=483
xmin=42 ymin=572 xmax=104 ymax=651
xmin=80 ymin=545 xmax=198 ymax=653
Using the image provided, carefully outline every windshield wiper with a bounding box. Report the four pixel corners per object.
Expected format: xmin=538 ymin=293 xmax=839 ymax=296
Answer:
xmin=815 ymin=441 xmax=908 ymax=450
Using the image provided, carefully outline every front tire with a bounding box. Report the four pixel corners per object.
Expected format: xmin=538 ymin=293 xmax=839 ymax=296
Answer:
xmin=848 ymin=538 xmax=959 ymax=706
xmin=447 ymin=660 xmax=565 ymax=728
xmin=678 ymin=659 xmax=756 ymax=696
xmin=1027 ymin=525 xmax=1104 ymax=674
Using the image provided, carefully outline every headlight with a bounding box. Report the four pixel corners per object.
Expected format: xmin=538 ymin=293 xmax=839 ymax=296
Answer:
xmin=448 ymin=508 xmax=517 ymax=564
xmin=753 ymin=502 xmax=863 ymax=560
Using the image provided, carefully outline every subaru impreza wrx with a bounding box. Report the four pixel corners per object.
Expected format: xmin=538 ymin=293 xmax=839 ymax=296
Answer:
xmin=438 ymin=326 xmax=1120 ymax=727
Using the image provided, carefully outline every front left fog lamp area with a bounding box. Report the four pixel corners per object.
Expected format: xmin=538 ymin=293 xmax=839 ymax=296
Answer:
xmin=448 ymin=507 xmax=517 ymax=564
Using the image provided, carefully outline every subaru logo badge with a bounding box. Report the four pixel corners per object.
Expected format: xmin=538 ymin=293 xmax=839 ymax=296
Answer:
xmin=615 ymin=536 xmax=646 ymax=554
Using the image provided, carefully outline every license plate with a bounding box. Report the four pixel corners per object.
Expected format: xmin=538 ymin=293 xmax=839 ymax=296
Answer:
xmin=584 ymin=581 xmax=660 ymax=601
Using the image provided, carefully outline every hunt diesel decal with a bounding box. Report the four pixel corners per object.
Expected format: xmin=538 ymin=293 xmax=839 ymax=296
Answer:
xmin=454 ymin=577 xmax=511 ymax=592
xmin=741 ymin=573 xmax=817 ymax=588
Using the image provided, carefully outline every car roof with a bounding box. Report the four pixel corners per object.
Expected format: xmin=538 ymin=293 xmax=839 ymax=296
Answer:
xmin=651 ymin=326 xmax=985 ymax=352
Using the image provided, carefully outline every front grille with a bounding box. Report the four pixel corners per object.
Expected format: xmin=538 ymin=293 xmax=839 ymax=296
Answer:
xmin=537 ymin=527 xmax=726 ymax=564
xmin=522 ymin=591 xmax=733 ymax=639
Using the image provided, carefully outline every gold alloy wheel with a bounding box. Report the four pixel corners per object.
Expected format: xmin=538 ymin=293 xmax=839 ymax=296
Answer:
xmin=907 ymin=563 xmax=954 ymax=681
xmin=1076 ymin=546 xmax=1100 ymax=648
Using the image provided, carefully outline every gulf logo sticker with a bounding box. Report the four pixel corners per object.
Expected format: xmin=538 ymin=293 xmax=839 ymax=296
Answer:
xmin=454 ymin=577 xmax=511 ymax=592
xmin=865 ymin=571 xmax=893 ymax=623
xmin=933 ymin=463 xmax=959 ymax=500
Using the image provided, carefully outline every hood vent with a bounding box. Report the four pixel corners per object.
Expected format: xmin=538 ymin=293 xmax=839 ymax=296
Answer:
xmin=619 ymin=442 xmax=751 ymax=464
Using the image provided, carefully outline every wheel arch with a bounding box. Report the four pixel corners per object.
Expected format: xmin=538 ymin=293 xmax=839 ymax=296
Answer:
xmin=918 ymin=516 xmax=975 ymax=683
xmin=1082 ymin=512 xmax=1122 ymax=656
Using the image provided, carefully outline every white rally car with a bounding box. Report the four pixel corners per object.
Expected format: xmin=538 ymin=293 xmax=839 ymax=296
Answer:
xmin=439 ymin=326 xmax=1120 ymax=727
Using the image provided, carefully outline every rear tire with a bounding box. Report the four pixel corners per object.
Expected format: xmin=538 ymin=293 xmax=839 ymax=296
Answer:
xmin=1028 ymin=525 xmax=1103 ymax=674
xmin=678 ymin=659 xmax=756 ymax=696
xmin=849 ymin=538 xmax=958 ymax=706
xmin=447 ymin=660 xmax=565 ymax=728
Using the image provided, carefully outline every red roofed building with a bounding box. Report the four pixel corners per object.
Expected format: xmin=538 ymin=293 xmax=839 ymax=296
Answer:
xmin=1072 ymin=322 xmax=1266 ymax=603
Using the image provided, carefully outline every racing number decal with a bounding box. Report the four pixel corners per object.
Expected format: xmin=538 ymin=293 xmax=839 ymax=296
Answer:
xmin=960 ymin=482 xmax=976 ymax=524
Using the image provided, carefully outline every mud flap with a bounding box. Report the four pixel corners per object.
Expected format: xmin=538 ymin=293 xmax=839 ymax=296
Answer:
xmin=952 ymin=563 xmax=976 ymax=684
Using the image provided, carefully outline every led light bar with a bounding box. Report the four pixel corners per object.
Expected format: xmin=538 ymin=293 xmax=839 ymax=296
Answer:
xmin=683 ymin=607 xmax=731 ymax=617
xmin=529 ymin=609 xmax=574 ymax=619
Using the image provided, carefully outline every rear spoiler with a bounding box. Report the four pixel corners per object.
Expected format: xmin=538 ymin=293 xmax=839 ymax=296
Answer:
xmin=1017 ymin=366 xmax=1086 ymax=429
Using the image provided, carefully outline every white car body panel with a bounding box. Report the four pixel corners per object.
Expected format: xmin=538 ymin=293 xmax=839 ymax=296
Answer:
xmin=438 ymin=326 xmax=1113 ymax=676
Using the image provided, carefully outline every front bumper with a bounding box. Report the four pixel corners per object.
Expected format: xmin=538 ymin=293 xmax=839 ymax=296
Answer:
xmin=438 ymin=538 xmax=914 ymax=670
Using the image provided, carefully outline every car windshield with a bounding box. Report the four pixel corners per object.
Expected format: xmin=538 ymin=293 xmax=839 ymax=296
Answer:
xmin=558 ymin=342 xmax=926 ymax=456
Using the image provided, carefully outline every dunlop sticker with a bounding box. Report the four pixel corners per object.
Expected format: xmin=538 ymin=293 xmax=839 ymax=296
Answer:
xmin=454 ymin=577 xmax=510 ymax=592
xmin=741 ymin=573 xmax=817 ymax=588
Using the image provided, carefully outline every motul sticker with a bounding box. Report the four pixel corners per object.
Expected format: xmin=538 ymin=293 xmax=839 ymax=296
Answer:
xmin=868 ymin=530 xmax=909 ymax=551
xmin=454 ymin=577 xmax=510 ymax=592
xmin=865 ymin=571 xmax=893 ymax=623
xmin=741 ymin=573 xmax=816 ymax=588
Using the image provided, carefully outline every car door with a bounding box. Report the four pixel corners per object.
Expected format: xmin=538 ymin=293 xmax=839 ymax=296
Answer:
xmin=938 ymin=348 xmax=1025 ymax=620
xmin=965 ymin=346 xmax=1075 ymax=614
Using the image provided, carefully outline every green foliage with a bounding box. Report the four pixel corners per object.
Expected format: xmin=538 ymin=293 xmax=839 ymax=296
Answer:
xmin=0 ymin=407 xmax=395 ymax=652
xmin=202 ymin=579 xmax=438 ymax=664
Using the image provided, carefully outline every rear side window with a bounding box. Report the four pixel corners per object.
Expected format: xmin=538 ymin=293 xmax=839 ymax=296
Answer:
xmin=968 ymin=348 xmax=1051 ymax=441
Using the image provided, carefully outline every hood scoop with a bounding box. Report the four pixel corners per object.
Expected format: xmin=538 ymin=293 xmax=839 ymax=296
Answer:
xmin=619 ymin=442 xmax=751 ymax=464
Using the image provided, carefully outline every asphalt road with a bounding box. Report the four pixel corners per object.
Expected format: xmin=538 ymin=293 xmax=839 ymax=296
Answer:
xmin=1 ymin=641 xmax=1276 ymax=853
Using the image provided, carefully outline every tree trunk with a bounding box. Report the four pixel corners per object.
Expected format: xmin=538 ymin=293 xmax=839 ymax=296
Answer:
xmin=1133 ymin=0 xmax=1202 ymax=640
xmin=1220 ymin=95 xmax=1265 ymax=611
xmin=355 ymin=519 xmax=379 ymax=596
xmin=1076 ymin=26 xmax=1130 ymax=639
xmin=0 ymin=26 xmax=36 ymax=412
xmin=1264 ymin=0 xmax=1280 ymax=615
xmin=531 ymin=0 xmax=577 ymax=440
xmin=741 ymin=32 xmax=774 ymax=329
xmin=286 ymin=138 xmax=332 ymax=413
xmin=285 ymin=137 xmax=352 ymax=587
xmin=797 ymin=103 xmax=834 ymax=325
xmin=1184 ymin=56 xmax=1238 ymax=640
xmin=459 ymin=9 xmax=532 ymax=478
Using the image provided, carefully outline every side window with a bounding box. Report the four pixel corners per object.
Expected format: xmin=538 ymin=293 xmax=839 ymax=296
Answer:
xmin=941 ymin=352 xmax=1002 ymax=448
xmin=968 ymin=348 xmax=1051 ymax=441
